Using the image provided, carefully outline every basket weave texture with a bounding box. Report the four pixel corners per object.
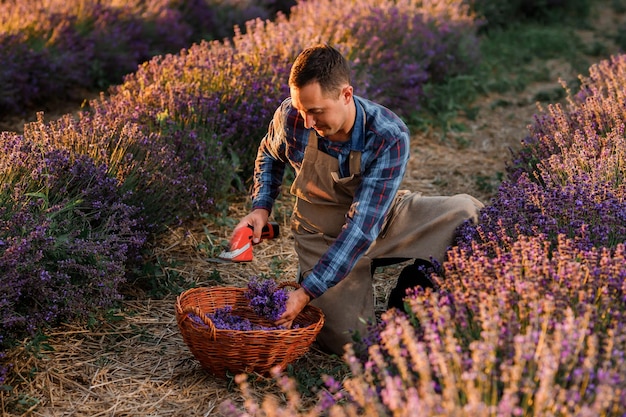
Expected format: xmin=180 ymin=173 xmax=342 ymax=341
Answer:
xmin=175 ymin=283 xmax=325 ymax=377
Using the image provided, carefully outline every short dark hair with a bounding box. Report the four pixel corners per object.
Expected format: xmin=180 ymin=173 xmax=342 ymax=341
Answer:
xmin=288 ymin=44 xmax=351 ymax=97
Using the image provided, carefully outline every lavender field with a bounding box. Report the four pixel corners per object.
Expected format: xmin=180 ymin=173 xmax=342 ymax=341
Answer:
xmin=1 ymin=0 xmax=626 ymax=415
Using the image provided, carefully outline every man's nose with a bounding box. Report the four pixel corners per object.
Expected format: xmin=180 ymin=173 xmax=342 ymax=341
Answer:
xmin=304 ymin=114 xmax=315 ymax=129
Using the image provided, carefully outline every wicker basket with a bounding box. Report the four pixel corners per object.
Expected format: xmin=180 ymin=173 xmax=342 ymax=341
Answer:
xmin=175 ymin=282 xmax=325 ymax=377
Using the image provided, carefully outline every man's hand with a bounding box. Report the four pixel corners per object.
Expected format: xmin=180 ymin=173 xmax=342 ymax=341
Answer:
xmin=234 ymin=209 xmax=270 ymax=243
xmin=275 ymin=287 xmax=311 ymax=328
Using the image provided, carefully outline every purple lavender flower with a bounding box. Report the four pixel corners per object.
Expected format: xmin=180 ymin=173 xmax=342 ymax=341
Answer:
xmin=187 ymin=305 xmax=285 ymax=331
xmin=207 ymin=306 xmax=255 ymax=331
xmin=185 ymin=278 xmax=291 ymax=331
xmin=244 ymin=277 xmax=288 ymax=322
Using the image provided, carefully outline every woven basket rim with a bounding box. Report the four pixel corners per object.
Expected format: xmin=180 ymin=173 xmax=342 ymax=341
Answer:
xmin=175 ymin=284 xmax=324 ymax=333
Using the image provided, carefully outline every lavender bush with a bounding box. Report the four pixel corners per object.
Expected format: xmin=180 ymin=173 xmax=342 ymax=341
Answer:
xmin=0 ymin=31 xmax=89 ymax=114
xmin=24 ymin=108 xmax=225 ymax=230
xmin=0 ymin=0 xmax=297 ymax=115
xmin=0 ymin=132 xmax=147 ymax=346
xmin=219 ymin=53 xmax=626 ymax=417
xmin=0 ymin=0 xmax=190 ymax=113
xmin=455 ymin=172 xmax=626 ymax=255
xmin=203 ymin=0 xmax=296 ymax=40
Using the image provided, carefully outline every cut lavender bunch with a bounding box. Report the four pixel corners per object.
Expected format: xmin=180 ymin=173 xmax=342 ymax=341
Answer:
xmin=208 ymin=307 xmax=259 ymax=331
xmin=244 ymin=277 xmax=288 ymax=322
xmin=188 ymin=306 xmax=285 ymax=331
xmin=186 ymin=278 xmax=290 ymax=331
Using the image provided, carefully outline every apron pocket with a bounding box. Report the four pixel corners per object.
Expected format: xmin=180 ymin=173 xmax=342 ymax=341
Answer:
xmin=331 ymin=171 xmax=361 ymax=196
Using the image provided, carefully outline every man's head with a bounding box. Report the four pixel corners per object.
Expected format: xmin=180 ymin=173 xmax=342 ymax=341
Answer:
xmin=288 ymin=44 xmax=355 ymax=142
xmin=289 ymin=43 xmax=351 ymax=95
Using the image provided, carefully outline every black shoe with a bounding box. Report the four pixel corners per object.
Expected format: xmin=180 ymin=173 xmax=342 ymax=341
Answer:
xmin=387 ymin=259 xmax=435 ymax=311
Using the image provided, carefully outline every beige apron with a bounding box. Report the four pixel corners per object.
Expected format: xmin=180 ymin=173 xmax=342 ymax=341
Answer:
xmin=291 ymin=131 xmax=483 ymax=354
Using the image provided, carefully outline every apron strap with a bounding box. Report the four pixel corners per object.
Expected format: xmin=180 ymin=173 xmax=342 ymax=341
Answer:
xmin=348 ymin=150 xmax=361 ymax=176
xmin=308 ymin=130 xmax=318 ymax=148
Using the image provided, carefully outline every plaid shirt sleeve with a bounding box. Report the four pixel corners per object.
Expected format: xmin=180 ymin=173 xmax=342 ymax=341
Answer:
xmin=300 ymin=98 xmax=410 ymax=298
xmin=251 ymin=99 xmax=305 ymax=213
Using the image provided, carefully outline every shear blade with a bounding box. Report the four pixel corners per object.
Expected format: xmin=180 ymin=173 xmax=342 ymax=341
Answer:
xmin=206 ymin=257 xmax=233 ymax=264
xmin=207 ymin=242 xmax=253 ymax=263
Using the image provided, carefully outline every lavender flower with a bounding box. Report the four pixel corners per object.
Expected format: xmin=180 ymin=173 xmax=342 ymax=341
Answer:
xmin=206 ymin=306 xmax=256 ymax=331
xmin=244 ymin=277 xmax=288 ymax=322
xmin=186 ymin=278 xmax=290 ymax=331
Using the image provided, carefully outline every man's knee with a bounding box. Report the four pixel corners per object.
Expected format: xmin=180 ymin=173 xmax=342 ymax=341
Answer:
xmin=450 ymin=193 xmax=483 ymax=223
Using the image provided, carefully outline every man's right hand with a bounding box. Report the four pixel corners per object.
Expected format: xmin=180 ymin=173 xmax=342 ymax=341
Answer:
xmin=234 ymin=208 xmax=270 ymax=243
xmin=275 ymin=287 xmax=311 ymax=328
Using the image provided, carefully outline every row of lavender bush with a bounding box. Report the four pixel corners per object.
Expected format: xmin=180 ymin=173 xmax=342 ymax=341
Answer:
xmin=0 ymin=0 xmax=589 ymax=118
xmin=220 ymin=54 xmax=626 ymax=416
xmin=0 ymin=0 xmax=482 ymax=389
xmin=102 ymin=0 xmax=480 ymax=182
xmin=0 ymin=0 xmax=295 ymax=115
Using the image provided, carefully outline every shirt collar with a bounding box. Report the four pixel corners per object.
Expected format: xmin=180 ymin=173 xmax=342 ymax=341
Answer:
xmin=350 ymin=96 xmax=366 ymax=152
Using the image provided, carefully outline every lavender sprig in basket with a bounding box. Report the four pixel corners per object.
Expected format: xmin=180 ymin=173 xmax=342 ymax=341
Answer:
xmin=175 ymin=278 xmax=324 ymax=377
xmin=188 ymin=278 xmax=294 ymax=331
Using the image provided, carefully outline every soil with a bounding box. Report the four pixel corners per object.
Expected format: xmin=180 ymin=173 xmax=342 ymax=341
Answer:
xmin=1 ymin=8 xmax=625 ymax=416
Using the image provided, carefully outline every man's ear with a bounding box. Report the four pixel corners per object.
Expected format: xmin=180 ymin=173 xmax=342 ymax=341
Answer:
xmin=341 ymin=85 xmax=353 ymax=104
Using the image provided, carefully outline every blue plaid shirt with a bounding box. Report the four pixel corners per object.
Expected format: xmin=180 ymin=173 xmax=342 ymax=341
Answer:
xmin=252 ymin=95 xmax=410 ymax=298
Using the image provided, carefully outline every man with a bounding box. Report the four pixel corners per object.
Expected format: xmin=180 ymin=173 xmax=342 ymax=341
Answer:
xmin=234 ymin=43 xmax=483 ymax=355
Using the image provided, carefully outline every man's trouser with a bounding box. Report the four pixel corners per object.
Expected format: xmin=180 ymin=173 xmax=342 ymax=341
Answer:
xmin=295 ymin=191 xmax=484 ymax=355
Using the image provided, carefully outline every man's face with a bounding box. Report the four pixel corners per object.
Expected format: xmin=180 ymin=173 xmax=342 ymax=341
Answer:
xmin=290 ymin=81 xmax=354 ymax=142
